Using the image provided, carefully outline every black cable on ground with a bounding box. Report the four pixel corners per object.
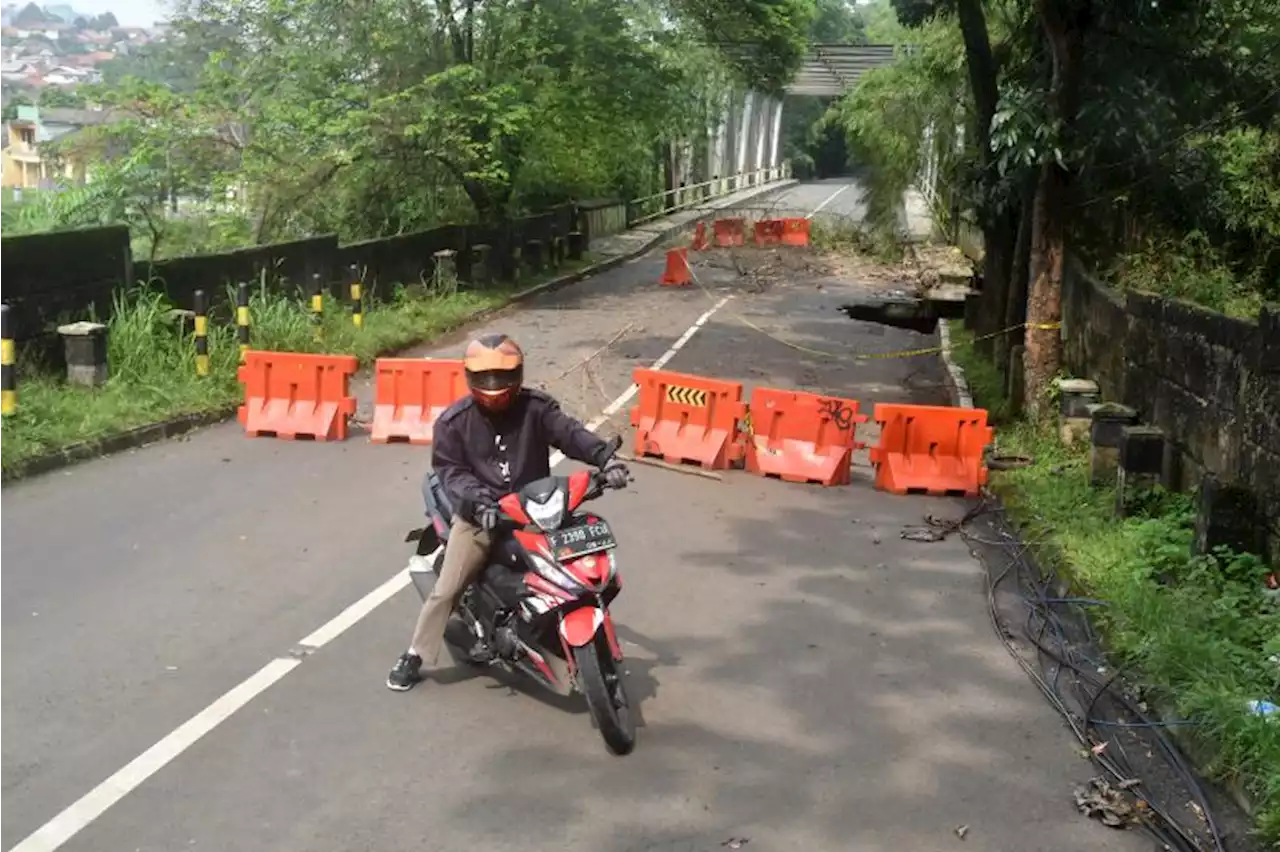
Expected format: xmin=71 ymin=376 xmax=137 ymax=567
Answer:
xmin=962 ymin=499 xmax=1226 ymax=852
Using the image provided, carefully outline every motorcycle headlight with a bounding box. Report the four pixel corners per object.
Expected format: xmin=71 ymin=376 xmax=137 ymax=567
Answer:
xmin=529 ymin=551 xmax=584 ymax=594
xmin=525 ymin=489 xmax=565 ymax=532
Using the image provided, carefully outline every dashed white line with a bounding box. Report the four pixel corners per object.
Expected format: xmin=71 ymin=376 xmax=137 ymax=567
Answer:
xmin=806 ymin=183 xmax=854 ymax=219
xmin=296 ymin=567 xmax=412 ymax=650
xmin=10 ymin=658 xmax=301 ymax=852
xmin=10 ymin=284 xmax=735 ymax=852
xmin=582 ymin=294 xmax=732 ymax=433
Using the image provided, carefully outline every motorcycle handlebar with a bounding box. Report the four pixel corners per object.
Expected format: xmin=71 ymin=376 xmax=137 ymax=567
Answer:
xmin=489 ymin=463 xmax=630 ymax=526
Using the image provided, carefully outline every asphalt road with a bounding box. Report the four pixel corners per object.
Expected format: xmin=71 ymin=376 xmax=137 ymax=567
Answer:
xmin=2 ymin=178 xmax=1148 ymax=852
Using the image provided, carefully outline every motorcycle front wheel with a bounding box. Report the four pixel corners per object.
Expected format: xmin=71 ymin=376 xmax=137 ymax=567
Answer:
xmin=573 ymin=640 xmax=636 ymax=755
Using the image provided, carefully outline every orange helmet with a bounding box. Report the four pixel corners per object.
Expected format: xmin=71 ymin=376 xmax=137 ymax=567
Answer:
xmin=463 ymin=333 xmax=524 ymax=414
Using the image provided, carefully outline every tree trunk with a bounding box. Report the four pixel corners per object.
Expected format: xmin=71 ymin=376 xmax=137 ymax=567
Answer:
xmin=662 ymin=141 xmax=677 ymax=211
xmin=1024 ymin=161 xmax=1068 ymax=413
xmin=998 ymin=173 xmax=1036 ymax=365
xmin=955 ymin=0 xmax=1007 ymax=351
xmin=955 ymin=0 xmax=998 ymax=149
xmin=1024 ymin=0 xmax=1088 ymax=415
xmin=976 ymin=212 xmax=1015 ymax=358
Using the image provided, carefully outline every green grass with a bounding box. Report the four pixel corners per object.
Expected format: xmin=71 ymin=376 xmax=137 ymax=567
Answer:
xmin=946 ymin=328 xmax=1015 ymax=425
xmin=948 ymin=322 xmax=1280 ymax=845
xmin=0 ymin=274 xmax=536 ymax=475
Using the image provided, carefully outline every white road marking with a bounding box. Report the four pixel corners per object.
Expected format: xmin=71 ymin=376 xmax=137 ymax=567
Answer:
xmin=10 ymin=658 xmax=301 ymax=852
xmin=805 ymin=183 xmax=853 ymax=219
xmin=296 ymin=567 xmax=412 ymax=650
xmin=11 ymin=282 xmax=736 ymax=852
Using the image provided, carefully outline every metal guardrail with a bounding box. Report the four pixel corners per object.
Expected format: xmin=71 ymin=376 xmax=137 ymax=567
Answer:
xmin=624 ymin=165 xmax=790 ymax=227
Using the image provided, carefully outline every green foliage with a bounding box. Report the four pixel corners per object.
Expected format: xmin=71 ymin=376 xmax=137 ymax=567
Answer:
xmin=1110 ymin=230 xmax=1267 ymax=319
xmin=810 ymin=0 xmax=867 ymax=44
xmin=833 ymin=16 xmax=965 ymax=230
xmin=0 ymin=281 xmax=515 ymax=474
xmin=948 ymin=324 xmax=1280 ymax=844
xmin=37 ymin=87 xmax=86 ymax=108
xmin=676 ymin=0 xmax=817 ymax=94
xmin=944 ymin=324 xmax=1013 ymax=422
xmin=22 ymin=0 xmax=796 ymax=253
xmin=860 ymin=0 xmax=912 ymax=43
xmin=999 ymin=436 xmax=1280 ymax=844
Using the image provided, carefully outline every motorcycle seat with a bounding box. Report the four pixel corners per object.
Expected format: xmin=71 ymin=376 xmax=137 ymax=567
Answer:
xmin=482 ymin=564 xmax=526 ymax=606
xmin=421 ymin=471 xmax=455 ymax=528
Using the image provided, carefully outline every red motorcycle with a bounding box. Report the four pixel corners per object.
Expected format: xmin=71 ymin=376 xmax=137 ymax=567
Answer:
xmin=405 ymin=435 xmax=636 ymax=755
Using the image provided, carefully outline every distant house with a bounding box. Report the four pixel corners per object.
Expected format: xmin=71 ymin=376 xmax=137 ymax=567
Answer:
xmin=1 ymin=59 xmax=31 ymax=82
xmin=75 ymin=29 xmax=112 ymax=45
xmin=43 ymin=64 xmax=91 ymax=84
xmin=0 ymin=104 xmax=121 ymax=189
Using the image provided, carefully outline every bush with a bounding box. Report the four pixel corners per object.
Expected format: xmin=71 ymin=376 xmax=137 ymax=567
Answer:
xmin=948 ymin=323 xmax=1280 ymax=844
xmin=1111 ymin=230 xmax=1267 ymax=318
xmin=0 ymin=280 xmax=514 ymax=474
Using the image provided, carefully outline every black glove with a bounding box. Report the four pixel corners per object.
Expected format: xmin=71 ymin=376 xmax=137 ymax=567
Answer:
xmin=474 ymin=502 xmax=500 ymax=531
xmin=603 ymin=462 xmax=630 ymax=489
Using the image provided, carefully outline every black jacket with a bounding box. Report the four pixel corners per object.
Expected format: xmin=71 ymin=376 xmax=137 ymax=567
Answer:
xmin=431 ymin=389 xmax=609 ymax=522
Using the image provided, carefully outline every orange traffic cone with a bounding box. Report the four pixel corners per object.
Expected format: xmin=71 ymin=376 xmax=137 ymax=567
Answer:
xmin=660 ymin=247 xmax=692 ymax=287
xmin=692 ymin=221 xmax=709 ymax=251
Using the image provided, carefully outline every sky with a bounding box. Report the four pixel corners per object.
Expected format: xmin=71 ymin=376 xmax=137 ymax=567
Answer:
xmin=34 ymin=0 xmax=170 ymax=27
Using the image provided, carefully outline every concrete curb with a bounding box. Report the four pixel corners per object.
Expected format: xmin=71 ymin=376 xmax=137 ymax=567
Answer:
xmin=3 ymin=407 xmax=240 ymax=483
xmin=937 ymin=319 xmax=974 ymax=409
xmin=2 ymin=180 xmax=797 ymax=485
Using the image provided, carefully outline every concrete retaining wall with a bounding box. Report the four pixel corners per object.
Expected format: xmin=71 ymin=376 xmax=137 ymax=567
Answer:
xmin=1062 ymin=257 xmax=1280 ymax=532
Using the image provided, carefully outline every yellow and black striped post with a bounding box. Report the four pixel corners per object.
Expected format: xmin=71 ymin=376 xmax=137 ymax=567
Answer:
xmin=1 ymin=304 xmax=15 ymax=416
xmin=309 ymin=273 xmax=324 ymax=340
xmin=236 ymin=282 xmax=250 ymax=357
xmin=349 ymin=264 xmax=363 ymax=329
xmin=193 ymin=289 xmax=209 ymax=377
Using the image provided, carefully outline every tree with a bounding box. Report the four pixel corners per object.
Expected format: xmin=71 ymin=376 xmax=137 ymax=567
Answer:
xmin=673 ymin=0 xmax=818 ymax=94
xmin=12 ymin=2 xmax=49 ymax=26
xmin=842 ymin=0 xmax=1280 ymax=412
xmin=39 ymin=87 xmax=87 ymax=108
xmin=811 ymin=0 xmax=867 ymax=44
xmin=53 ymin=0 xmax=787 ymax=252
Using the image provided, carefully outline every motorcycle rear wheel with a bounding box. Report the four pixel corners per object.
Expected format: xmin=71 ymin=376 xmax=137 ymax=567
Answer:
xmin=573 ymin=641 xmax=636 ymax=755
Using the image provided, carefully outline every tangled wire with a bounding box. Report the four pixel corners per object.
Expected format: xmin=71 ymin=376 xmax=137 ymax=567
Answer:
xmin=955 ymin=499 xmax=1228 ymax=852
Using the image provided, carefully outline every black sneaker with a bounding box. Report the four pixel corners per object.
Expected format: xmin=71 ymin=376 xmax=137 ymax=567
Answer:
xmin=386 ymin=652 xmax=423 ymax=691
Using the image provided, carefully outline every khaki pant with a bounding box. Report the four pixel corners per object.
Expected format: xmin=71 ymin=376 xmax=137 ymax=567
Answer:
xmin=409 ymin=516 xmax=492 ymax=665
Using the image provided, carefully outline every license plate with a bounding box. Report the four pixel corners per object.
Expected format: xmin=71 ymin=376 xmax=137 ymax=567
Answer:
xmin=546 ymin=520 xmax=616 ymax=560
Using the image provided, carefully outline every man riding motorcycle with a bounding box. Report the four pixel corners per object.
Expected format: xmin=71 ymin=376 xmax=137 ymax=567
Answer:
xmin=387 ymin=332 xmax=630 ymax=691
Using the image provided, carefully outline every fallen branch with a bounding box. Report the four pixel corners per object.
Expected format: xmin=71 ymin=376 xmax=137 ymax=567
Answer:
xmin=554 ymin=321 xmax=638 ymax=381
xmin=617 ymin=452 xmax=724 ymax=481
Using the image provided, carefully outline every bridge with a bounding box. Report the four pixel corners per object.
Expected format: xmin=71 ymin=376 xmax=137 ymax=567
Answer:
xmin=670 ymin=44 xmax=899 ymax=199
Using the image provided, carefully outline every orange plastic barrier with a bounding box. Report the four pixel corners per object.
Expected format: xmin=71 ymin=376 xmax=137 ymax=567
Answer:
xmin=370 ymin=358 xmax=467 ymax=444
xmin=691 ymin=221 xmax=710 ymax=251
xmin=869 ymin=403 xmax=992 ymax=496
xmin=660 ymin=247 xmax=692 ymax=287
xmin=745 ymin=388 xmax=866 ymax=486
xmin=780 ymin=218 xmax=811 ymax=246
xmin=712 ymin=218 xmax=746 ymax=247
xmin=630 ymin=368 xmax=746 ymax=470
xmin=753 ymin=220 xmax=783 ymax=246
xmin=237 ymin=350 xmax=359 ymax=441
